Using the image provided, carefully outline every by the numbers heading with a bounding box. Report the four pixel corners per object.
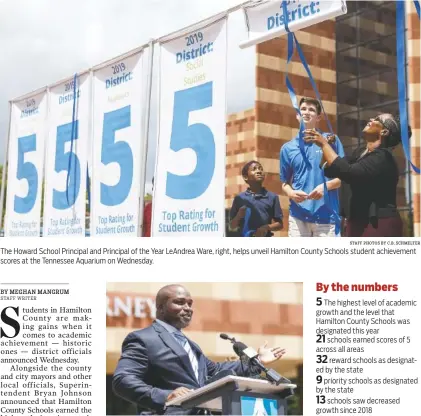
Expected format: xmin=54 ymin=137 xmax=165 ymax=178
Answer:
xmin=316 ymin=283 xmax=399 ymax=294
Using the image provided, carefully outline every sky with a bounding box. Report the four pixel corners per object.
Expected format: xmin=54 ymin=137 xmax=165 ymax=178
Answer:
xmin=0 ymin=0 xmax=256 ymax=192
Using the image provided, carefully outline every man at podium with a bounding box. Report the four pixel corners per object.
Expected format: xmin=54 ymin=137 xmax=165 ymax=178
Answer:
xmin=112 ymin=284 xmax=286 ymax=415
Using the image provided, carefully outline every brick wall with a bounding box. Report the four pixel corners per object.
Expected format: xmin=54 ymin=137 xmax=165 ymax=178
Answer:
xmin=225 ymin=109 xmax=256 ymax=209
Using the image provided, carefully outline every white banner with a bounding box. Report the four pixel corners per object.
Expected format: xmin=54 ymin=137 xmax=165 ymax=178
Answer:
xmin=91 ymin=51 xmax=145 ymax=237
xmin=4 ymin=92 xmax=47 ymax=237
xmin=240 ymin=0 xmax=347 ymax=48
xmin=43 ymin=74 xmax=90 ymax=237
xmin=153 ymin=18 xmax=227 ymax=237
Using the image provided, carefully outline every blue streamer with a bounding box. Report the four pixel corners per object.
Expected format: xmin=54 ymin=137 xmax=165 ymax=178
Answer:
xmin=86 ymin=167 xmax=91 ymax=209
xmin=241 ymin=208 xmax=256 ymax=237
xmin=414 ymin=0 xmax=420 ymax=18
xmin=396 ymin=1 xmax=420 ymax=173
xmin=280 ymin=1 xmax=341 ymax=234
xmin=242 ymin=207 xmax=256 ymax=237
xmin=293 ymin=35 xmax=334 ymax=135
xmin=282 ymin=0 xmax=290 ymax=32
xmin=295 ymin=37 xmax=342 ymax=235
xmin=66 ymin=74 xmax=79 ymax=205
xmin=282 ymin=2 xmax=308 ymax=165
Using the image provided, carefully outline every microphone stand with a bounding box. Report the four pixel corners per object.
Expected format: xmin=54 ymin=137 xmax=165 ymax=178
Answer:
xmin=220 ymin=334 xmax=291 ymax=385
xmin=234 ymin=342 xmax=291 ymax=386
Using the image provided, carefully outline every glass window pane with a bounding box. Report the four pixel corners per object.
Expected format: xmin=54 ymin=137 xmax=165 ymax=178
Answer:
xmin=336 ymin=17 xmax=357 ymax=50
xmin=335 ymin=1 xmax=411 ymax=231
xmin=337 ymin=79 xmax=358 ymax=107
xmin=336 ymin=47 xmax=358 ymax=82
xmin=358 ymin=70 xmax=398 ymax=107
xmin=357 ymin=36 xmax=397 ymax=77
xmin=358 ymin=3 xmax=397 ymax=43
xmin=358 ymin=103 xmax=400 ymax=124
xmin=337 ymin=114 xmax=361 ymax=152
xmin=357 ymin=1 xmax=386 ymax=12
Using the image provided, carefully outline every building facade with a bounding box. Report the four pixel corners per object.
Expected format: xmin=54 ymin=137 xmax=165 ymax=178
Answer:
xmin=225 ymin=1 xmax=420 ymax=236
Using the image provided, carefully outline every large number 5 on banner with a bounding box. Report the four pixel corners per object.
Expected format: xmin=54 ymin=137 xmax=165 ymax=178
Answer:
xmin=166 ymin=81 xmax=215 ymax=200
xmin=14 ymin=134 xmax=38 ymax=214
xmin=53 ymin=121 xmax=81 ymax=210
xmin=101 ymin=105 xmax=133 ymax=206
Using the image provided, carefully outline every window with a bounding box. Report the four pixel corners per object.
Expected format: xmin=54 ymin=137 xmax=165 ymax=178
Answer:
xmin=336 ymin=1 xmax=413 ymax=235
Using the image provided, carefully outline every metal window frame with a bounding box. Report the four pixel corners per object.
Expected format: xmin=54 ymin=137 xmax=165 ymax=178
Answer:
xmin=335 ymin=1 xmax=413 ymax=232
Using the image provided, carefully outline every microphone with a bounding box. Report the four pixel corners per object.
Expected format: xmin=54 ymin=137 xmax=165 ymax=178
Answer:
xmin=220 ymin=333 xmax=236 ymax=343
xmin=232 ymin=341 xmax=291 ymax=386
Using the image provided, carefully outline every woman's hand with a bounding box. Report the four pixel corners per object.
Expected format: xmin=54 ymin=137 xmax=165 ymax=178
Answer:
xmin=326 ymin=134 xmax=336 ymax=145
xmin=303 ymin=129 xmax=327 ymax=147
xmin=304 ymin=130 xmax=340 ymax=167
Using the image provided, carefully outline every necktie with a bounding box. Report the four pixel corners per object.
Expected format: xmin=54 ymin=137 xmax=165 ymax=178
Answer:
xmin=173 ymin=331 xmax=199 ymax=381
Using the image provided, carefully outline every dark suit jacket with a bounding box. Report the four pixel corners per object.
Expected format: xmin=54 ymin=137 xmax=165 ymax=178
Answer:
xmin=112 ymin=321 xmax=259 ymax=414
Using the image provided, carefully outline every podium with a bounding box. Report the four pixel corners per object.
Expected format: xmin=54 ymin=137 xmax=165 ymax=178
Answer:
xmin=166 ymin=375 xmax=297 ymax=415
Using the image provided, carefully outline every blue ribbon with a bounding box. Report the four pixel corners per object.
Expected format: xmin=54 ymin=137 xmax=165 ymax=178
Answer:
xmin=293 ymin=37 xmax=334 ymax=135
xmin=66 ymin=74 xmax=79 ymax=205
xmin=414 ymin=0 xmax=420 ymax=18
xmin=282 ymin=2 xmax=308 ymax=165
xmin=242 ymin=207 xmax=256 ymax=237
xmin=86 ymin=168 xmax=91 ymax=210
xmin=281 ymin=1 xmax=341 ymax=234
xmin=396 ymin=0 xmax=420 ymax=173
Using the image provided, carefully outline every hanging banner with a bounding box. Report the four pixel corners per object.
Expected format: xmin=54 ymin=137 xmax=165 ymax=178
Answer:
xmin=152 ymin=18 xmax=227 ymax=237
xmin=239 ymin=0 xmax=347 ymax=48
xmin=4 ymin=92 xmax=47 ymax=237
xmin=43 ymin=74 xmax=90 ymax=237
xmin=91 ymin=50 xmax=145 ymax=237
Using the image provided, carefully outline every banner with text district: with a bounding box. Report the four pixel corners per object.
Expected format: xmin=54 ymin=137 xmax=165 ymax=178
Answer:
xmin=153 ymin=18 xmax=227 ymax=237
xmin=240 ymin=0 xmax=347 ymax=48
xmin=91 ymin=51 xmax=145 ymax=237
xmin=43 ymin=74 xmax=90 ymax=237
xmin=5 ymin=92 xmax=47 ymax=237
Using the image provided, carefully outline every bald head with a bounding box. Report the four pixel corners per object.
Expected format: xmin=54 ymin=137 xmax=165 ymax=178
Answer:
xmin=156 ymin=285 xmax=193 ymax=329
xmin=156 ymin=285 xmax=188 ymax=307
